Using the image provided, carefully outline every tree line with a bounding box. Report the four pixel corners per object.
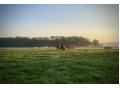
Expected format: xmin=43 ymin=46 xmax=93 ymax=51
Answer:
xmin=0 ymin=36 xmax=100 ymax=47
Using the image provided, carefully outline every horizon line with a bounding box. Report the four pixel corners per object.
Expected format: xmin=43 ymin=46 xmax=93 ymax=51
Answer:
xmin=0 ymin=35 xmax=119 ymax=44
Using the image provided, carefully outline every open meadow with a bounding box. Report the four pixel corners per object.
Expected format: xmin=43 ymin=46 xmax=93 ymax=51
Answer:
xmin=0 ymin=48 xmax=119 ymax=84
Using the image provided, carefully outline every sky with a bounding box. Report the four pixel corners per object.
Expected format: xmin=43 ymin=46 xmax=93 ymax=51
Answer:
xmin=0 ymin=4 xmax=119 ymax=43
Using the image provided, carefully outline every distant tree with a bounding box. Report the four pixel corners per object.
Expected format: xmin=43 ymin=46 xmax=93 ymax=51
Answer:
xmin=51 ymin=36 xmax=55 ymax=40
xmin=93 ymin=39 xmax=100 ymax=47
xmin=0 ymin=36 xmax=95 ymax=47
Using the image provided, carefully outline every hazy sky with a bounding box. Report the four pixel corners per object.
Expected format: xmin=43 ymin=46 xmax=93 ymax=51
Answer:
xmin=0 ymin=4 xmax=119 ymax=43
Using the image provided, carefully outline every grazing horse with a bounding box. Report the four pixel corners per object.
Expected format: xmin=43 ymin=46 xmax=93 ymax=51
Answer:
xmin=56 ymin=43 xmax=74 ymax=51
xmin=65 ymin=44 xmax=74 ymax=49
xmin=65 ymin=44 xmax=70 ymax=49
xmin=56 ymin=43 xmax=65 ymax=50
xmin=56 ymin=43 xmax=60 ymax=50
xmin=61 ymin=44 xmax=65 ymax=51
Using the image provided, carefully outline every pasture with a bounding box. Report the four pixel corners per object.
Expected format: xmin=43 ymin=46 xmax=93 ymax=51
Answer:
xmin=0 ymin=48 xmax=119 ymax=84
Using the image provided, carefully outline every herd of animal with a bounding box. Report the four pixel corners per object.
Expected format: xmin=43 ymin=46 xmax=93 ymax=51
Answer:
xmin=56 ymin=43 xmax=74 ymax=50
xmin=33 ymin=43 xmax=74 ymax=51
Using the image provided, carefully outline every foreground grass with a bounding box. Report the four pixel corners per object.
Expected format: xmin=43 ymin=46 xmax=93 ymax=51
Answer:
xmin=0 ymin=48 xmax=119 ymax=84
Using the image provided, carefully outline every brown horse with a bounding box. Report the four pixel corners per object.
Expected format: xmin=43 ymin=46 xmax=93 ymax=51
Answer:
xmin=65 ymin=44 xmax=74 ymax=49
xmin=56 ymin=43 xmax=74 ymax=51
xmin=56 ymin=44 xmax=60 ymax=50
xmin=56 ymin=43 xmax=65 ymax=50
xmin=65 ymin=44 xmax=70 ymax=49
xmin=61 ymin=44 xmax=65 ymax=50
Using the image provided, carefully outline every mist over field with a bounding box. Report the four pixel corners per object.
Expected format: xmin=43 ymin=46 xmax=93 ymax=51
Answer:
xmin=0 ymin=4 xmax=119 ymax=84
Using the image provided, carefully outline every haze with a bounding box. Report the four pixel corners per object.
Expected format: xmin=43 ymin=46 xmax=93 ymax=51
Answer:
xmin=0 ymin=4 xmax=119 ymax=43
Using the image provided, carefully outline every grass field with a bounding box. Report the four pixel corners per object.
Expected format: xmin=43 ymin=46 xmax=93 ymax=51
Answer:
xmin=0 ymin=48 xmax=119 ymax=84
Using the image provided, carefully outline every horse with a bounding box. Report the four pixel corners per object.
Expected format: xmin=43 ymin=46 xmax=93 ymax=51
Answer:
xmin=65 ymin=44 xmax=70 ymax=49
xmin=56 ymin=43 xmax=65 ymax=51
xmin=65 ymin=44 xmax=74 ymax=49
xmin=60 ymin=44 xmax=65 ymax=50
xmin=56 ymin=43 xmax=74 ymax=51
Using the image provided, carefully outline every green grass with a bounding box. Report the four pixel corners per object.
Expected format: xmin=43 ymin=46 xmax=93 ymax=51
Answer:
xmin=0 ymin=48 xmax=119 ymax=84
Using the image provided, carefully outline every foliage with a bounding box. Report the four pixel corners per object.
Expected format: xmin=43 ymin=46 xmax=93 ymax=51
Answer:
xmin=93 ymin=39 xmax=100 ymax=47
xmin=0 ymin=36 xmax=93 ymax=47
